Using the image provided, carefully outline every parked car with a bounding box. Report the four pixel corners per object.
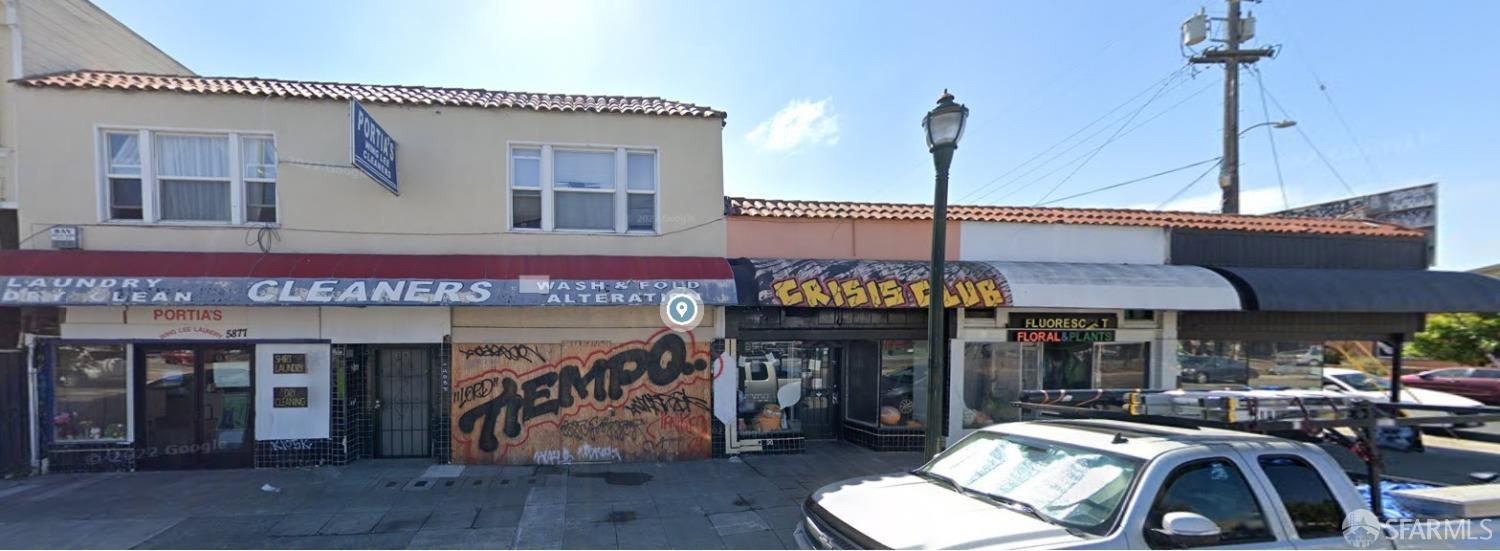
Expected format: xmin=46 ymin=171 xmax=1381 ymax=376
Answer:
xmin=1274 ymin=345 xmax=1325 ymax=367
xmin=1401 ymin=368 xmax=1500 ymax=405
xmin=797 ymin=418 xmax=1500 ymax=549
xmin=1177 ymin=355 xmax=1256 ymax=385
xmin=1321 ymin=367 xmax=1486 ymax=428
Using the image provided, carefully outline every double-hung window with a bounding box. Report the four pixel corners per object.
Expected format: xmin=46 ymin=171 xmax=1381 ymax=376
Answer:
xmin=242 ymin=136 xmax=278 ymax=222
xmin=509 ymin=145 xmax=657 ymax=233
xmin=104 ymin=132 xmax=144 ymax=220
xmin=99 ymin=129 xmax=277 ymax=225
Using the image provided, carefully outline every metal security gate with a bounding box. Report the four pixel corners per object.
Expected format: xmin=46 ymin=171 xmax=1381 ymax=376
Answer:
xmin=0 ymin=351 xmax=28 ymax=474
xmin=374 ymin=348 xmax=432 ymax=458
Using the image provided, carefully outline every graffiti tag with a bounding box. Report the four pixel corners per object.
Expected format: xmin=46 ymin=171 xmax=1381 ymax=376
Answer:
xmin=559 ymin=417 xmax=646 ymax=441
xmin=623 ymin=390 xmax=710 ymax=416
xmin=460 ymin=344 xmax=548 ymax=362
xmin=269 ymin=439 xmax=316 ymax=451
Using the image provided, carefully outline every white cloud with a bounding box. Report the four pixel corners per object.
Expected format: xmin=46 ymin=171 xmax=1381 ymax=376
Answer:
xmin=746 ymin=98 xmax=840 ymax=152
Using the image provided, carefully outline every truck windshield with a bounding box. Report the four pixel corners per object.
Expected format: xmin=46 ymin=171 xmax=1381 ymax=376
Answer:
xmin=916 ymin=431 xmax=1142 ymax=536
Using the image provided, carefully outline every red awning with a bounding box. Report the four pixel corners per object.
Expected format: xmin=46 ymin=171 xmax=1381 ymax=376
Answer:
xmin=0 ymin=250 xmax=732 ymax=280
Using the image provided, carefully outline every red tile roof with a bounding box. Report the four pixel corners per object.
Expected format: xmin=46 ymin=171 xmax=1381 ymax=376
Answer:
xmin=724 ymin=197 xmax=1427 ymax=238
xmin=18 ymin=70 xmax=726 ymax=120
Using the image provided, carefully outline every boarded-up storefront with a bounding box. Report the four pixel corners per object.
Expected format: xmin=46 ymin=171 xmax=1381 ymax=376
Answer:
xmin=450 ymin=307 xmax=720 ymax=465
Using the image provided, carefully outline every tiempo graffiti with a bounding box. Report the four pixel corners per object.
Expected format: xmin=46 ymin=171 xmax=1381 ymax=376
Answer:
xmin=451 ymin=330 xmax=713 ymax=465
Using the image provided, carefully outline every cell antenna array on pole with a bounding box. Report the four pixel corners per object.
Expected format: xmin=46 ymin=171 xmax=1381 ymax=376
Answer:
xmin=1185 ymin=0 xmax=1274 ymax=214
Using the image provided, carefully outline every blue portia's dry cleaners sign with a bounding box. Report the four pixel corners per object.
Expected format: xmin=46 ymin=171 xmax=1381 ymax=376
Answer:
xmin=351 ymin=100 xmax=398 ymax=195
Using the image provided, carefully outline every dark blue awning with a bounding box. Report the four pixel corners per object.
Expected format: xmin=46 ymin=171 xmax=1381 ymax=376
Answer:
xmin=1214 ymin=267 xmax=1500 ymax=313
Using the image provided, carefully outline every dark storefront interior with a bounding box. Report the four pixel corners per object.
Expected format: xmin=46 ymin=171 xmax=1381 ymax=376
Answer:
xmin=728 ymin=307 xmax=937 ymax=452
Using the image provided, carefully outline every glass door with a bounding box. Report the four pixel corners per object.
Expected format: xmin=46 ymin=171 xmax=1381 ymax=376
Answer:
xmin=947 ymin=340 xmax=1041 ymax=445
xmin=136 ymin=345 xmax=254 ymax=469
xmin=202 ymin=348 xmax=254 ymax=467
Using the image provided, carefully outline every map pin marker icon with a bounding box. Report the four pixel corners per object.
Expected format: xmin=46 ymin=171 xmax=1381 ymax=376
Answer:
xmin=674 ymin=300 xmax=689 ymax=319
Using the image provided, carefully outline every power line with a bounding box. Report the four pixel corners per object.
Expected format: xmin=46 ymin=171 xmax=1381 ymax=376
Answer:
xmin=1155 ymin=158 xmax=1225 ymax=210
xmin=1316 ymin=77 xmax=1383 ymax=183
xmin=1035 ymin=156 xmax=1222 ymax=206
xmin=1253 ymin=66 xmax=1356 ymax=196
xmin=971 ymin=74 xmax=1219 ymax=206
xmin=1031 ymin=70 xmax=1184 ymax=205
xmin=957 ymin=64 xmax=1192 ymax=204
xmin=1251 ymin=68 xmax=1290 ymax=209
xmin=1259 ymin=0 xmax=1383 ymax=184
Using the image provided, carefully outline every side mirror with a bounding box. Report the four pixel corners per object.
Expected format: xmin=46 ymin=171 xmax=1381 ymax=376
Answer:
xmin=1154 ymin=512 xmax=1221 ymax=548
xmin=1323 ymin=384 xmax=1344 ymax=393
xmin=1470 ymin=472 xmax=1499 ymax=484
xmin=1419 ymin=373 xmax=1436 ymax=380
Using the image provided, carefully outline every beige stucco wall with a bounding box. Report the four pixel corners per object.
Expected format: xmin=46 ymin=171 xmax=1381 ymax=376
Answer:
xmin=0 ymin=0 xmax=190 ymax=207
xmin=14 ymin=87 xmax=727 ymax=256
xmin=14 ymin=0 xmax=191 ymax=76
xmin=726 ymin=217 xmax=959 ymax=260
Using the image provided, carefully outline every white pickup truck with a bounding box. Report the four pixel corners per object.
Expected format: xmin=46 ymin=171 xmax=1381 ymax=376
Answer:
xmin=797 ymin=418 xmax=1499 ymax=549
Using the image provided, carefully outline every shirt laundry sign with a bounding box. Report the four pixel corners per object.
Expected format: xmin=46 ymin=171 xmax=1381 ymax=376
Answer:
xmin=351 ymin=100 xmax=398 ymax=195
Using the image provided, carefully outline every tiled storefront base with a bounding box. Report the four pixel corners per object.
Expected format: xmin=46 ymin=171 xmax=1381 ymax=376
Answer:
xmin=45 ymin=443 xmax=137 ymax=473
xmin=841 ymin=422 xmax=924 ymax=452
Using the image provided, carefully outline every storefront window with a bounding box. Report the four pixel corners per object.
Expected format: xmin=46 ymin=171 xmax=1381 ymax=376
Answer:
xmin=1042 ymin=343 xmax=1094 ymax=390
xmin=962 ymin=342 xmax=1036 ymax=428
xmin=1177 ymin=340 xmax=1324 ymax=390
xmin=879 ymin=340 xmax=928 ymax=429
xmin=736 ymin=341 xmax=835 ymax=435
xmin=54 ymin=344 xmax=129 ymax=441
xmin=1096 ymin=342 xmax=1150 ymax=389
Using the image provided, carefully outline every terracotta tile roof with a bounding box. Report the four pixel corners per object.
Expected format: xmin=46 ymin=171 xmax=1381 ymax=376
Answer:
xmin=17 ymin=70 xmax=726 ymax=120
xmin=724 ymin=196 xmax=1427 ymax=238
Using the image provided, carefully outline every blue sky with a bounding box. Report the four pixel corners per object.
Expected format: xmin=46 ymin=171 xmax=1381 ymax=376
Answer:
xmin=96 ymin=0 xmax=1498 ymax=270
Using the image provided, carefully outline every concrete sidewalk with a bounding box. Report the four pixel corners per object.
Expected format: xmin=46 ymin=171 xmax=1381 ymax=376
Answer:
xmin=0 ymin=443 xmax=922 ymax=550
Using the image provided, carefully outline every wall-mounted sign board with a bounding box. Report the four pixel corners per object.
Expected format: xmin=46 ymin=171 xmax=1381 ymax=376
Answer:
xmin=1008 ymin=330 xmax=1115 ymax=343
xmin=273 ymin=386 xmax=309 ymax=408
xmin=351 ymin=100 xmax=398 ymax=195
xmin=272 ymin=353 xmax=307 ymax=374
xmin=1008 ymin=313 xmax=1118 ymax=330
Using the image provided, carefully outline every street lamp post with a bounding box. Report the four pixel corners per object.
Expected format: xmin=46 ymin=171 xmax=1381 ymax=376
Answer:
xmin=922 ymin=90 xmax=969 ymax=459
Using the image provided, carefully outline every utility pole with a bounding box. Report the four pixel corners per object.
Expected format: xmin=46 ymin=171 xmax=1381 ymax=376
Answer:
xmin=1185 ymin=0 xmax=1274 ymax=214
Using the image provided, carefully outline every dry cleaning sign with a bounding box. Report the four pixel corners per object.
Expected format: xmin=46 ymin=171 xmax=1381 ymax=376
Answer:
xmin=1 ymin=277 xmax=736 ymax=306
xmin=351 ymin=100 xmax=398 ymax=195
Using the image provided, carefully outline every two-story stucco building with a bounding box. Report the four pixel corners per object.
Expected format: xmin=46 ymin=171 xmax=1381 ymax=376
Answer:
xmin=1 ymin=67 xmax=735 ymax=471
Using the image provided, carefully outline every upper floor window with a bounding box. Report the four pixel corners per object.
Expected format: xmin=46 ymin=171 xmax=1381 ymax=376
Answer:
xmin=509 ymin=144 xmax=657 ymax=234
xmin=100 ymin=129 xmax=277 ymax=225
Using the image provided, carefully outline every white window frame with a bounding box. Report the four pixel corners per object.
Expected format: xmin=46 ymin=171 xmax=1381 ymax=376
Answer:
xmin=95 ymin=126 xmax=279 ymax=227
xmin=506 ymin=142 xmax=659 ymax=235
xmin=241 ymin=136 xmax=279 ymax=224
xmin=101 ymin=130 xmax=146 ymax=221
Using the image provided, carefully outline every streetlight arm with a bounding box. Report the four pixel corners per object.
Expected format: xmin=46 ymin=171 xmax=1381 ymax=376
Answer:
xmin=1240 ymin=120 xmax=1296 ymax=136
